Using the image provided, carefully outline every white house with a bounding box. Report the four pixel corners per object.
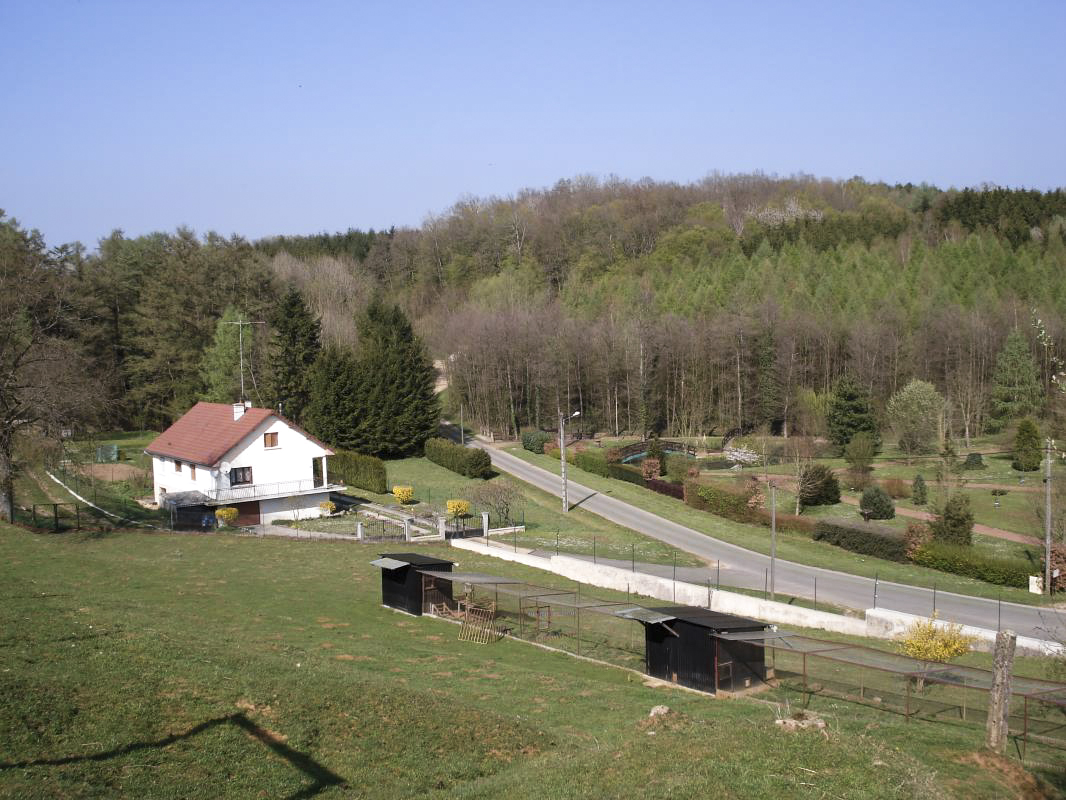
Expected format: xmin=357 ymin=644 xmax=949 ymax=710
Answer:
xmin=145 ymin=401 xmax=341 ymax=526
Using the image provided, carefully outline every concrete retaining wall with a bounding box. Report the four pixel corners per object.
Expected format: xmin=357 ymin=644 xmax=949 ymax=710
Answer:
xmin=450 ymin=537 xmax=1065 ymax=655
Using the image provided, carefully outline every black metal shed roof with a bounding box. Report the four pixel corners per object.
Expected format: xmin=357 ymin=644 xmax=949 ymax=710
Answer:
xmin=378 ymin=553 xmax=456 ymax=567
xmin=649 ymin=606 xmax=770 ymax=631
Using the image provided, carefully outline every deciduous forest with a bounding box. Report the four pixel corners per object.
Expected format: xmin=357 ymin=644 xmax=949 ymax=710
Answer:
xmin=5 ymin=173 xmax=1066 ymax=443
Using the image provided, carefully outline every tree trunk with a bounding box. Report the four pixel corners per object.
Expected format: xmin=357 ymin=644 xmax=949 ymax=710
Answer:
xmin=985 ymin=629 xmax=1017 ymax=755
xmin=0 ymin=440 xmax=14 ymax=523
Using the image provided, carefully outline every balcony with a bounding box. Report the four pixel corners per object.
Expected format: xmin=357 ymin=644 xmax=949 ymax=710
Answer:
xmin=208 ymin=478 xmax=343 ymax=504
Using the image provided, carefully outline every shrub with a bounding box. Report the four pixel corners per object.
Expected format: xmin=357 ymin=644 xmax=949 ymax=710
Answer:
xmin=797 ymin=464 xmax=841 ymax=506
xmin=812 ymin=518 xmax=907 ymax=562
xmin=929 ymin=493 xmax=974 ymax=546
xmin=214 ymin=507 xmax=238 ymax=527
xmin=641 ymin=458 xmax=661 ymax=481
xmin=605 ymin=447 xmax=623 ymax=464
xmin=424 ymin=437 xmax=492 ymax=479
xmin=911 ymin=474 xmax=928 ymax=506
xmin=521 ymin=431 xmax=553 ymax=454
xmin=543 ymin=444 xmax=560 ymax=460
xmin=899 ymin=613 xmax=974 ymax=662
xmin=446 ymin=499 xmax=470 ymax=518
xmin=881 ymin=477 xmax=911 ymax=500
xmin=1013 ymin=418 xmax=1042 ymax=472
xmin=860 ymin=486 xmax=895 ymax=519
xmin=608 ymin=463 xmax=646 ymax=487
xmin=575 ymin=450 xmax=610 ymax=478
xmin=318 ymin=500 xmax=337 ymax=515
xmin=392 ymin=485 xmax=414 ymax=505
xmin=911 ymin=541 xmax=1030 ymax=588
xmin=963 ymin=452 xmax=985 ymax=471
xmin=464 ymin=481 xmax=523 ymax=525
xmin=845 ymin=467 xmax=873 ymax=491
xmin=646 ymin=437 xmax=665 ymax=466
xmin=330 ymin=450 xmax=387 ymax=494
xmin=844 ymin=431 xmax=876 ymax=473
xmin=684 ymin=480 xmax=759 ymax=524
xmin=665 ymin=455 xmax=697 ymax=484
xmin=903 ymin=521 xmax=932 ymax=559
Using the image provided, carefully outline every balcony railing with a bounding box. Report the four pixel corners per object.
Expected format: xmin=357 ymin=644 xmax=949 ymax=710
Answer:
xmin=209 ymin=478 xmax=339 ymax=504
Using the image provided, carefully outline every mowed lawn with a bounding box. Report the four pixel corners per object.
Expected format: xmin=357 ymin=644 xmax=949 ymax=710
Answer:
xmin=0 ymin=526 xmax=1061 ymax=799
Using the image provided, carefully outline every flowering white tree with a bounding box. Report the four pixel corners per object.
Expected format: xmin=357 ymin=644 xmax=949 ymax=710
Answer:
xmin=724 ymin=445 xmax=760 ymax=467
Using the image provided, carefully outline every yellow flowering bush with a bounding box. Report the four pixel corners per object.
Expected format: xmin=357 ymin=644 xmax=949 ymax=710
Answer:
xmin=392 ymin=485 xmax=414 ymax=505
xmin=215 ymin=507 xmax=238 ymax=527
xmin=899 ymin=612 xmax=974 ymax=662
xmin=446 ymin=499 xmax=470 ymax=519
xmin=318 ymin=500 xmax=337 ymax=515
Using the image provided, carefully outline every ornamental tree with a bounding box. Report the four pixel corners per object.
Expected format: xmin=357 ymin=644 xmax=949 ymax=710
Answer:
xmin=887 ymin=379 xmax=944 ymax=461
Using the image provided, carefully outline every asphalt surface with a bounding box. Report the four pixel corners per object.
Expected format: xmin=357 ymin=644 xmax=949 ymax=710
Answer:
xmin=473 ymin=442 xmax=1066 ymax=643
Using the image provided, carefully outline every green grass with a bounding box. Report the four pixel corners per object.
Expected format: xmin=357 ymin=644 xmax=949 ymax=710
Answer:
xmin=503 ymin=448 xmax=1059 ymax=606
xmin=1 ymin=524 xmax=1062 ymax=798
xmin=303 ymin=457 xmax=704 ymax=568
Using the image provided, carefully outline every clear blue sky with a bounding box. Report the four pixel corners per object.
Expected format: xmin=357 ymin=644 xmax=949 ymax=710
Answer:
xmin=3 ymin=0 xmax=1064 ymax=248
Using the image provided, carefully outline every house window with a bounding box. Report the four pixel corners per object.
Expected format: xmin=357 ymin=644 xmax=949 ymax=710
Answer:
xmin=229 ymin=466 xmax=253 ymax=486
xmin=175 ymin=460 xmax=182 ymax=472
xmin=189 ymin=464 xmax=196 ymax=480
xmin=264 ymin=432 xmax=279 ymax=448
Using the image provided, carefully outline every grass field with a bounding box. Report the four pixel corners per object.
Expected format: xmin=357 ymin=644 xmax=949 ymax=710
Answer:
xmin=503 ymin=448 xmax=1058 ymax=606
xmin=1 ymin=524 xmax=1063 ymax=799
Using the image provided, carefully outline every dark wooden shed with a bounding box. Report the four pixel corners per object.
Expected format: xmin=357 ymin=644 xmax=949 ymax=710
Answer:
xmin=371 ymin=553 xmax=455 ymax=615
xmin=636 ymin=606 xmax=772 ymax=694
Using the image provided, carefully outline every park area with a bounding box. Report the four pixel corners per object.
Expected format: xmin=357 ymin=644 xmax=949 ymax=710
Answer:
xmin=1 ymin=523 xmax=1065 ymax=799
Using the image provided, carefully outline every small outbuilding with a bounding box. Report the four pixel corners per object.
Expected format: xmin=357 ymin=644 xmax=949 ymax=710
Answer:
xmin=629 ymin=606 xmax=773 ymax=694
xmin=371 ymin=553 xmax=455 ymax=615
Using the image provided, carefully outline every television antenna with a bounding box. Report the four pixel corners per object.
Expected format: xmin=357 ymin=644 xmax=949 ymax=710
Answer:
xmin=224 ymin=318 xmax=266 ymax=402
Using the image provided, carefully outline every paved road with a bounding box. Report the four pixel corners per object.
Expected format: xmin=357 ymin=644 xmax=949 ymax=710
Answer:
xmin=473 ymin=443 xmax=1066 ymax=643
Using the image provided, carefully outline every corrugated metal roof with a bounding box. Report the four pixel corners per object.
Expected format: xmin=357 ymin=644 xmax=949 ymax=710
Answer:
xmin=617 ymin=607 xmax=678 ymax=624
xmin=370 ymin=557 xmax=410 ymax=570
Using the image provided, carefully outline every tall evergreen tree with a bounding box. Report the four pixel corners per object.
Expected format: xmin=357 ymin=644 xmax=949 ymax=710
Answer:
xmin=347 ymin=301 xmax=440 ymax=457
xmin=826 ymin=375 xmax=881 ymax=453
xmin=754 ymin=330 xmax=782 ymax=428
xmin=1012 ymin=418 xmax=1042 ymax=472
xmin=199 ymin=306 xmax=247 ymax=403
xmin=266 ymin=288 xmax=321 ymax=422
xmin=303 ymin=344 xmax=363 ymax=449
xmin=987 ymin=329 xmax=1041 ymax=432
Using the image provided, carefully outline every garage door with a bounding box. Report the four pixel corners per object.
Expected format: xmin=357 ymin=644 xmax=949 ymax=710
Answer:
xmin=234 ymin=501 xmax=261 ymax=526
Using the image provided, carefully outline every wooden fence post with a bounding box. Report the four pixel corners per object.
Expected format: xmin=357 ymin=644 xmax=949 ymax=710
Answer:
xmin=985 ymin=629 xmax=1017 ymax=755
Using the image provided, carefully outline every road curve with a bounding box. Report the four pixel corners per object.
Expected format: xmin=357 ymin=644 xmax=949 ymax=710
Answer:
xmin=473 ymin=442 xmax=1065 ymax=643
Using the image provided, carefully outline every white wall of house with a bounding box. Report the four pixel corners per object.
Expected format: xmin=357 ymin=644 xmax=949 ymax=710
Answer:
xmin=217 ymin=417 xmax=331 ymax=492
xmin=260 ymin=492 xmax=332 ymax=523
xmin=152 ymin=456 xmax=216 ymax=504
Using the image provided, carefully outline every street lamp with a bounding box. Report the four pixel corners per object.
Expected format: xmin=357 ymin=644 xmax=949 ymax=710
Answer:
xmin=560 ymin=410 xmax=580 ymax=512
xmin=768 ymin=481 xmax=777 ymax=601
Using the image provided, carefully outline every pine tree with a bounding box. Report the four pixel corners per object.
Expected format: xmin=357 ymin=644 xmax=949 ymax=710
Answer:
xmin=755 ymin=330 xmax=782 ymax=428
xmin=1012 ymin=418 xmax=1042 ymax=472
xmin=199 ymin=306 xmax=247 ymax=403
xmin=911 ymin=474 xmax=928 ymax=505
xmin=826 ymin=375 xmax=881 ymax=453
xmin=266 ymin=288 xmax=321 ymax=423
xmin=987 ymin=329 xmax=1042 ymax=432
xmin=303 ymin=345 xmax=363 ymax=449
xmin=347 ymin=300 xmax=440 ymax=458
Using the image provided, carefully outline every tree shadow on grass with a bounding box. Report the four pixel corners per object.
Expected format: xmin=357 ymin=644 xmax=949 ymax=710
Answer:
xmin=0 ymin=712 xmax=345 ymax=799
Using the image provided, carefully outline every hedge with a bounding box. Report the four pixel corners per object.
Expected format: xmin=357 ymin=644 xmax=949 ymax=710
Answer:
xmin=684 ymin=481 xmax=759 ymax=524
xmin=812 ymin=518 xmax=908 ymax=562
xmin=608 ymin=463 xmax=646 ymax=487
xmin=911 ymin=541 xmax=1031 ymax=588
xmin=574 ymin=450 xmax=610 ymax=478
xmin=424 ymin=437 xmax=492 ymax=479
xmin=330 ymin=450 xmax=387 ymax=494
xmin=646 ymin=478 xmax=684 ymax=499
xmin=521 ymin=431 xmax=553 ymax=454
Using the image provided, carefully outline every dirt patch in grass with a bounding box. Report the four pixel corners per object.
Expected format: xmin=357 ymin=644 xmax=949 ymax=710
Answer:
xmin=76 ymin=463 xmax=148 ymax=482
xmin=959 ymin=752 xmax=1057 ymax=800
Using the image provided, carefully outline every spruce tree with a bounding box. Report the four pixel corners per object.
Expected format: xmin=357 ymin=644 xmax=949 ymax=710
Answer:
xmin=826 ymin=375 xmax=881 ymax=454
xmin=348 ymin=300 xmax=439 ymax=458
xmin=1012 ymin=418 xmax=1042 ymax=472
xmin=755 ymin=330 xmax=782 ymax=428
xmin=987 ymin=329 xmax=1042 ymax=432
xmin=199 ymin=306 xmax=247 ymax=403
xmin=266 ymin=288 xmax=321 ymax=423
xmin=911 ymin=473 xmax=928 ymax=505
xmin=303 ymin=345 xmax=363 ymax=449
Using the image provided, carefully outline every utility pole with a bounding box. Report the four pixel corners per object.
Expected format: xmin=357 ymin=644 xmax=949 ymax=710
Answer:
xmin=460 ymin=403 xmax=464 ymax=446
xmin=769 ymin=481 xmax=777 ymax=601
xmin=224 ymin=318 xmax=265 ymax=403
xmin=1045 ymin=438 xmax=1054 ymax=596
xmin=560 ymin=410 xmax=580 ymax=512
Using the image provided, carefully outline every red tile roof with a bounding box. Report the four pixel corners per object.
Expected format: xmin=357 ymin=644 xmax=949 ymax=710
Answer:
xmin=145 ymin=402 xmax=331 ymax=467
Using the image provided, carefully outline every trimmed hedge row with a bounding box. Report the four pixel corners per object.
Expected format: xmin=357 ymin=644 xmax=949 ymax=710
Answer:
xmin=608 ymin=463 xmax=646 ymax=486
xmin=646 ymin=478 xmax=684 ymax=499
xmin=574 ymin=450 xmax=610 ymax=478
xmin=812 ymin=518 xmax=908 ymax=563
xmin=330 ymin=450 xmax=387 ymax=494
xmin=684 ymin=480 xmax=759 ymax=524
xmin=424 ymin=437 xmax=492 ymax=479
xmin=521 ymin=431 xmax=553 ymax=454
xmin=911 ymin=541 xmax=1031 ymax=588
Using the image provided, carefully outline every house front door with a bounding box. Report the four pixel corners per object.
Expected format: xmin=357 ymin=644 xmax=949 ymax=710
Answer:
xmin=234 ymin=501 xmax=261 ymax=526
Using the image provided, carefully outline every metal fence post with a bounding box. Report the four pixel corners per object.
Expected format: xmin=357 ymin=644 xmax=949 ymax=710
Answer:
xmin=593 ymin=537 xmax=596 ymax=564
xmin=873 ymin=573 xmax=878 ymax=608
xmin=631 ymin=544 xmax=635 ymax=572
xmin=672 ymin=552 xmax=677 ymax=602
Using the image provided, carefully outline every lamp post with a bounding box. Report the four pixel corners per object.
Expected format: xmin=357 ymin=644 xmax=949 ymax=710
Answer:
xmin=769 ymin=481 xmax=777 ymax=601
xmin=560 ymin=410 xmax=580 ymax=512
